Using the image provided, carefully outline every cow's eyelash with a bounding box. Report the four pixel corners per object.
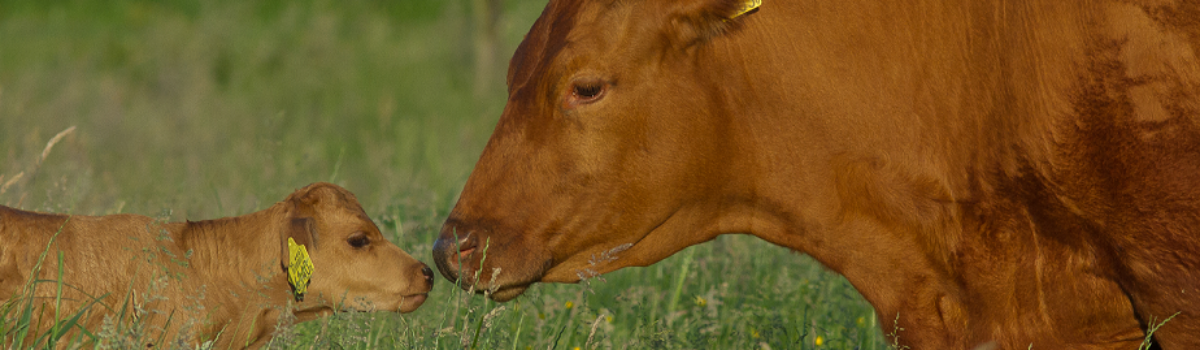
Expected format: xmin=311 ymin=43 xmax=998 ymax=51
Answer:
xmin=565 ymin=78 xmax=609 ymax=109
xmin=573 ymin=84 xmax=603 ymax=99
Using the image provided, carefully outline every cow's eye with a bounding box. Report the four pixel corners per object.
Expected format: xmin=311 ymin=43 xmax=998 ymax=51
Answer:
xmin=347 ymin=232 xmax=370 ymax=249
xmin=567 ymin=79 xmax=607 ymax=107
xmin=573 ymin=83 xmax=603 ymax=100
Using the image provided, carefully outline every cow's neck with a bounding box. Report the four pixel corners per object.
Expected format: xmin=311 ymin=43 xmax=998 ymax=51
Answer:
xmin=697 ymin=0 xmax=989 ymax=269
xmin=692 ymin=1 xmax=1137 ymax=347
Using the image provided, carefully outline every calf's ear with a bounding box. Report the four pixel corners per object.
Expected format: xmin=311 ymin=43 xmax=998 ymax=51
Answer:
xmin=279 ymin=217 xmax=318 ymax=301
xmin=277 ymin=183 xmax=351 ymax=295
xmin=278 ymin=183 xmax=348 ymax=258
xmin=667 ymin=0 xmax=761 ymax=47
xmin=279 ymin=217 xmax=318 ymax=271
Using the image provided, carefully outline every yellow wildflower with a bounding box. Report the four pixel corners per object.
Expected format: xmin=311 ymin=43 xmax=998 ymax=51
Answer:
xmin=816 ymin=335 xmax=824 ymax=346
xmin=694 ymin=296 xmax=707 ymax=307
xmin=565 ymin=301 xmax=574 ymax=309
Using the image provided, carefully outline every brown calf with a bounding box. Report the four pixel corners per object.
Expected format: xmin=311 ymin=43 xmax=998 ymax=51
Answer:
xmin=0 ymin=182 xmax=432 ymax=348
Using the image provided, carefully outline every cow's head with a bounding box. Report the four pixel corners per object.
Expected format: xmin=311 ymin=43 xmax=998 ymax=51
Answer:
xmin=434 ymin=0 xmax=765 ymax=301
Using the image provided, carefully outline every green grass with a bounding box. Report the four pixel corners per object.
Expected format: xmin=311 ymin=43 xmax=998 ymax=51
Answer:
xmin=0 ymin=0 xmax=885 ymax=348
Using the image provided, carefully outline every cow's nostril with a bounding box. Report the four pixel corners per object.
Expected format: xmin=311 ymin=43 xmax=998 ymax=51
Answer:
xmin=453 ymin=233 xmax=479 ymax=261
xmin=455 ymin=233 xmax=477 ymax=252
xmin=433 ymin=221 xmax=479 ymax=283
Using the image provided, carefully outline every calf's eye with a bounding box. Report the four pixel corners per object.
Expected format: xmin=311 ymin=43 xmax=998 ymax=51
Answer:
xmin=347 ymin=233 xmax=370 ymax=248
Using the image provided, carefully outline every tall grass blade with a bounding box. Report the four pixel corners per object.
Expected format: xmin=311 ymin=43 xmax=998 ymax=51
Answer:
xmin=47 ymin=251 xmax=66 ymax=348
xmin=510 ymin=309 xmax=525 ymax=350
xmin=9 ymin=217 xmax=71 ymax=348
xmin=666 ymin=245 xmax=696 ymax=325
xmin=330 ymin=147 xmax=346 ymax=183
xmin=1138 ymin=312 xmax=1180 ymax=350
xmin=53 ymin=295 xmax=102 ymax=340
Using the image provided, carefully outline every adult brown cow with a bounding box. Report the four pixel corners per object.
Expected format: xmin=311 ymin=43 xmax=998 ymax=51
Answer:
xmin=433 ymin=0 xmax=1200 ymax=348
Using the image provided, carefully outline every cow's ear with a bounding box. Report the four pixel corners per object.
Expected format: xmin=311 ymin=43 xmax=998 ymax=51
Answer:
xmin=667 ymin=0 xmax=761 ymax=47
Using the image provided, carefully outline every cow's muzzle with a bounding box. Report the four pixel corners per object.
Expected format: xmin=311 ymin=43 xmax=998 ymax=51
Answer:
xmin=432 ymin=223 xmax=477 ymax=284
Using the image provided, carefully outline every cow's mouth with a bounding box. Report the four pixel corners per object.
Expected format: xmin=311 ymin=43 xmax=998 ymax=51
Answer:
xmin=436 ymin=250 xmax=550 ymax=302
xmin=452 ymin=260 xmax=549 ymax=302
xmin=434 ymin=220 xmax=557 ymax=301
xmin=488 ymin=285 xmax=531 ymax=302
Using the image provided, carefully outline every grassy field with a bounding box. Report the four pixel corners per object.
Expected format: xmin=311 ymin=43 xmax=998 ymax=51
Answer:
xmin=0 ymin=0 xmax=885 ymax=348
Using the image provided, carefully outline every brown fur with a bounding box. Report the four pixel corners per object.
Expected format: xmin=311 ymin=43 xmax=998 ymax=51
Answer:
xmin=0 ymin=182 xmax=433 ymax=348
xmin=434 ymin=0 xmax=1200 ymax=348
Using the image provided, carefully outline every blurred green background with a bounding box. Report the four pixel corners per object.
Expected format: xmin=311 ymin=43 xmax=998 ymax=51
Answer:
xmin=0 ymin=0 xmax=885 ymax=348
xmin=0 ymin=0 xmax=540 ymax=218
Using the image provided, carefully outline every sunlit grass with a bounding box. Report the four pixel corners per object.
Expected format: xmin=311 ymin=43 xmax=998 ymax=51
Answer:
xmin=0 ymin=0 xmax=890 ymax=348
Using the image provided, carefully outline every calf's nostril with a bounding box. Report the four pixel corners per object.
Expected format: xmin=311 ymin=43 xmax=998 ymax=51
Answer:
xmin=422 ymin=266 xmax=434 ymax=282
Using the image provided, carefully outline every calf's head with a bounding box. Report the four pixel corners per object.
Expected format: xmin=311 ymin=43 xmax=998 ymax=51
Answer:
xmin=434 ymin=0 xmax=764 ymax=301
xmin=283 ymin=183 xmax=433 ymax=312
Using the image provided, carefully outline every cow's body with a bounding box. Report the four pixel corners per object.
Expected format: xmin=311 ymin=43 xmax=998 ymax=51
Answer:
xmin=433 ymin=0 xmax=1200 ymax=348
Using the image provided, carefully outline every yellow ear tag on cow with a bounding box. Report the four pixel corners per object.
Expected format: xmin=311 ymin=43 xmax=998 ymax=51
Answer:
xmin=287 ymin=237 xmax=314 ymax=302
xmin=729 ymin=0 xmax=762 ymax=19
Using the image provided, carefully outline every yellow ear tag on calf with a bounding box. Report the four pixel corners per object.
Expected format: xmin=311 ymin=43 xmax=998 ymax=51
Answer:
xmin=730 ymin=0 xmax=762 ymax=19
xmin=287 ymin=237 xmax=314 ymax=302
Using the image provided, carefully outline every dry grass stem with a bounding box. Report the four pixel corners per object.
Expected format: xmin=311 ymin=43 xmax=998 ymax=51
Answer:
xmin=0 ymin=172 xmax=21 ymax=196
xmin=39 ymin=126 xmax=76 ymax=166
xmin=585 ymin=312 xmax=605 ymax=349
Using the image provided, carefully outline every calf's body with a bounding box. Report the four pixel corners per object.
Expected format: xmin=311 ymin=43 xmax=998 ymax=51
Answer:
xmin=0 ymin=182 xmax=432 ymax=348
